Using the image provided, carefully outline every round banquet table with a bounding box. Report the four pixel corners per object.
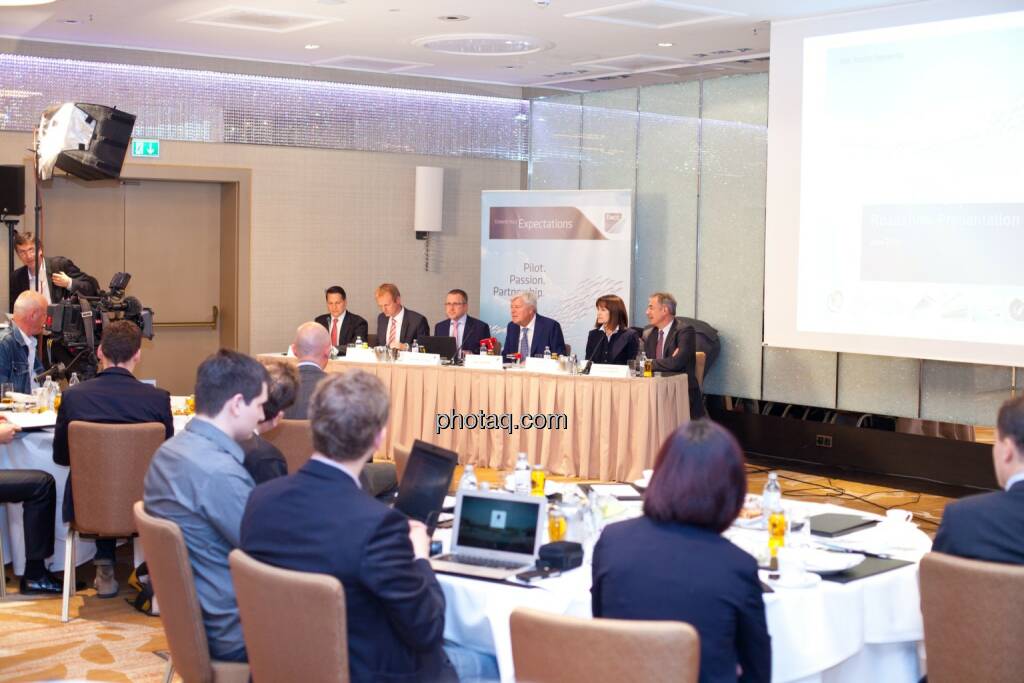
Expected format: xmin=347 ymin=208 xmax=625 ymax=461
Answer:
xmin=435 ymin=494 xmax=930 ymax=683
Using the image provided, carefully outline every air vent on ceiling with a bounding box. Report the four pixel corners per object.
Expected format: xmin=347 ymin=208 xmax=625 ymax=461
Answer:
xmin=183 ymin=6 xmax=338 ymax=33
xmin=575 ymin=53 xmax=691 ymax=73
xmin=316 ymin=56 xmax=430 ymax=73
xmin=565 ymin=0 xmax=743 ymax=30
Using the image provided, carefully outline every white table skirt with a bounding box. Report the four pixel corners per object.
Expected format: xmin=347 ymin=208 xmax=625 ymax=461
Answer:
xmin=437 ymin=499 xmax=930 ymax=683
xmin=0 ymin=429 xmax=96 ymax=575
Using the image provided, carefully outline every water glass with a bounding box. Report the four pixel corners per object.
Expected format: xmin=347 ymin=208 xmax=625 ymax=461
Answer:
xmin=0 ymin=382 xmax=13 ymax=403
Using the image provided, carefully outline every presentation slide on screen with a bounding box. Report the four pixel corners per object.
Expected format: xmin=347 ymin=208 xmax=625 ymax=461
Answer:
xmin=479 ymin=190 xmax=632 ymax=355
xmin=766 ymin=7 xmax=1024 ymax=366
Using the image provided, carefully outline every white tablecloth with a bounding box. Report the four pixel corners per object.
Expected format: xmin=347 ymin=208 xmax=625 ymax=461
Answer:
xmin=437 ymin=497 xmax=930 ymax=683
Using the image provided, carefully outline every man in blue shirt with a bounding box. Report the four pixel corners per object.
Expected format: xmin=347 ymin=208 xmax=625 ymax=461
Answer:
xmin=144 ymin=350 xmax=268 ymax=662
xmin=0 ymin=291 xmax=47 ymax=394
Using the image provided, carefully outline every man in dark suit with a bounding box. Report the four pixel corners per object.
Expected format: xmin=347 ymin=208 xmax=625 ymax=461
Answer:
xmin=283 ymin=322 xmax=396 ymax=498
xmin=375 ymin=283 xmax=429 ymax=351
xmin=240 ymin=370 xmax=459 ymax=683
xmin=10 ymin=233 xmax=99 ymax=312
xmin=932 ymin=395 xmax=1024 ymax=564
xmin=642 ymin=292 xmax=703 ymax=419
xmin=433 ymin=288 xmax=491 ymax=355
xmin=314 ymin=285 xmax=369 ymax=354
xmin=52 ymin=320 xmax=173 ymax=597
xmin=503 ymin=291 xmax=566 ymax=358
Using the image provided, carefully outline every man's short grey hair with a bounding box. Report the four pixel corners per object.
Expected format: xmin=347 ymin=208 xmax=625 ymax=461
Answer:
xmin=309 ymin=370 xmax=390 ymax=463
xmin=650 ymin=292 xmax=677 ymax=316
xmin=512 ymin=291 xmax=538 ymax=310
xmin=13 ymin=290 xmax=45 ymax=315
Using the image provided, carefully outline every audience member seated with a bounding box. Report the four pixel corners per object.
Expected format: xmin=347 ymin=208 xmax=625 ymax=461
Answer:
xmin=503 ymin=291 xmax=566 ymax=358
xmin=434 ymin=288 xmax=491 ymax=354
xmin=932 ymin=395 xmax=1024 ymax=564
xmin=242 ymin=360 xmax=299 ymax=484
xmin=592 ymin=420 xmax=771 ymax=683
xmin=241 ymin=370 xmax=497 ymax=683
xmin=0 ymin=291 xmax=47 ymax=394
xmin=0 ymin=418 xmax=63 ymax=594
xmin=375 ymin=283 xmax=429 ymax=351
xmin=585 ymin=294 xmax=639 ymax=365
xmin=642 ymin=292 xmax=703 ymax=418
xmin=282 ymin=322 xmax=397 ymax=498
xmin=315 ymin=285 xmax=368 ymax=354
xmin=144 ymin=350 xmax=269 ymax=663
xmin=52 ymin=320 xmax=174 ymax=597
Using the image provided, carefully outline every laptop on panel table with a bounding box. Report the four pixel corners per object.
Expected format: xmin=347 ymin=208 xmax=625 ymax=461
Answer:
xmin=430 ymin=489 xmax=545 ymax=580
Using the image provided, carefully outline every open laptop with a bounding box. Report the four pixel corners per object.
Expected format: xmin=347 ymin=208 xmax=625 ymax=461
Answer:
xmin=416 ymin=335 xmax=458 ymax=359
xmin=393 ymin=440 xmax=458 ymax=531
xmin=430 ymin=489 xmax=545 ymax=580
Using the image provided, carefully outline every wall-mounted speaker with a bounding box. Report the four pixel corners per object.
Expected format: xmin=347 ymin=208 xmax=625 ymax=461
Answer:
xmin=414 ymin=166 xmax=444 ymax=240
xmin=0 ymin=165 xmax=26 ymax=216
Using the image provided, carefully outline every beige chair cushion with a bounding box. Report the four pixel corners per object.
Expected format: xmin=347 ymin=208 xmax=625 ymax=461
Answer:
xmin=920 ymin=552 xmax=1024 ymax=683
xmin=134 ymin=502 xmax=249 ymax=683
xmin=510 ymin=607 xmax=699 ymax=683
xmin=262 ymin=419 xmax=315 ymax=473
xmin=393 ymin=442 xmax=411 ymax=484
xmin=695 ymin=351 xmax=706 ymax=390
xmin=229 ymin=549 xmax=349 ymax=683
xmin=69 ymin=422 xmax=166 ymax=536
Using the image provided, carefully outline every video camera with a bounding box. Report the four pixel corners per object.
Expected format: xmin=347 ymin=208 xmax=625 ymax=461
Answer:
xmin=44 ymin=271 xmax=154 ymax=378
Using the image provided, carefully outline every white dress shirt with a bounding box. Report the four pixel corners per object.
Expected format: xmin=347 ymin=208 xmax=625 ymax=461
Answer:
xmin=519 ymin=317 xmax=536 ymax=355
xmin=27 ymin=260 xmax=52 ymax=305
xmin=311 ymin=454 xmax=362 ymax=489
xmin=329 ymin=311 xmax=347 ymax=345
xmin=18 ymin=325 xmax=39 ymax=391
xmin=1005 ymin=471 xmax=1024 ymax=491
xmin=387 ymin=307 xmax=406 ymax=346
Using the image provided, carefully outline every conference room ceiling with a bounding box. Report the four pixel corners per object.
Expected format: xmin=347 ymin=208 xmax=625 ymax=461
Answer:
xmin=0 ymin=0 xmax=914 ymax=91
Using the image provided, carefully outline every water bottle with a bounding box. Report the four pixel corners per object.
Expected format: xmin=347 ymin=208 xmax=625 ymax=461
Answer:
xmin=543 ymin=346 xmax=551 ymax=360
xmin=479 ymin=341 xmax=488 ymax=356
xmin=68 ymin=373 xmax=80 ymax=387
xmin=458 ymin=463 xmax=478 ymax=490
xmin=411 ymin=340 xmax=420 ymax=353
xmin=42 ymin=376 xmax=57 ymax=410
xmin=763 ymin=472 xmax=786 ymax=558
xmin=636 ymin=350 xmax=648 ymax=377
xmin=514 ymin=452 xmax=531 ymax=494
xmin=354 ymin=335 xmax=363 ymax=347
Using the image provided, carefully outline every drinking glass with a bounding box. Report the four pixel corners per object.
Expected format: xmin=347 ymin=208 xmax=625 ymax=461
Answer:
xmin=547 ymin=506 xmax=567 ymax=542
xmin=0 ymin=383 xmax=13 ymax=404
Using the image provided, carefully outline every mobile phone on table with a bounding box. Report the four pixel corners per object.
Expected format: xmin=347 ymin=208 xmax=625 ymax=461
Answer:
xmin=515 ymin=566 xmax=560 ymax=582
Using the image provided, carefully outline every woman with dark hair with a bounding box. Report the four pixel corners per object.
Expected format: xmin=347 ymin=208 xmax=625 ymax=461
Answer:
xmin=585 ymin=294 xmax=639 ymax=365
xmin=591 ymin=420 xmax=771 ymax=683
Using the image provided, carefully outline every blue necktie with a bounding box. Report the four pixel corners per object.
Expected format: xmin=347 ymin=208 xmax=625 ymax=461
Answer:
xmin=518 ymin=326 xmax=529 ymax=358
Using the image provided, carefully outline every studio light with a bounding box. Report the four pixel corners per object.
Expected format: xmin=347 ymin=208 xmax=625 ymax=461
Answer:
xmin=36 ymin=102 xmax=136 ymax=181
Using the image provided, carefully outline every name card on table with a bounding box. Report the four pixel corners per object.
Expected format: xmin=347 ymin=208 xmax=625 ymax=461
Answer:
xmin=524 ymin=357 xmax=565 ymax=374
xmin=397 ymin=351 xmax=442 ymax=366
xmin=589 ymin=363 xmax=631 ymax=378
xmin=342 ymin=347 xmax=378 ymax=363
xmin=463 ymin=354 xmax=504 ymax=370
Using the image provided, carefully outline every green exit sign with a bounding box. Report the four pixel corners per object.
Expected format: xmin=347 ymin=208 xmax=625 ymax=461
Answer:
xmin=131 ymin=139 xmax=160 ymax=158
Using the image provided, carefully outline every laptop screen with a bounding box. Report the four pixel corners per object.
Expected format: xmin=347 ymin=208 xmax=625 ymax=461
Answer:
xmin=394 ymin=441 xmax=457 ymax=524
xmin=455 ymin=494 xmax=541 ymax=556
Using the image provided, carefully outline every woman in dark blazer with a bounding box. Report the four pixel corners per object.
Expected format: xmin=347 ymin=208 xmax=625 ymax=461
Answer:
xmin=585 ymin=294 xmax=639 ymax=365
xmin=591 ymin=420 xmax=771 ymax=683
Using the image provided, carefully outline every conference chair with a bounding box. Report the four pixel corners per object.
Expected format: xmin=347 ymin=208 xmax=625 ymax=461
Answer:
xmin=695 ymin=351 xmax=706 ymax=390
xmin=393 ymin=442 xmax=411 ymax=484
xmin=509 ymin=607 xmax=699 ymax=683
xmin=920 ymin=552 xmax=1024 ymax=683
xmin=366 ymin=334 xmax=378 ymax=347
xmin=133 ymin=502 xmax=249 ymax=683
xmin=262 ymin=419 xmax=314 ymax=473
xmin=62 ymin=422 xmax=166 ymax=622
xmin=229 ymin=549 xmax=349 ymax=683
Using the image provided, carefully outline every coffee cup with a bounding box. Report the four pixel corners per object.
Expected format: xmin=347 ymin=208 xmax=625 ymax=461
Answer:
xmin=776 ymin=547 xmax=806 ymax=583
xmin=885 ymin=509 xmax=913 ymax=524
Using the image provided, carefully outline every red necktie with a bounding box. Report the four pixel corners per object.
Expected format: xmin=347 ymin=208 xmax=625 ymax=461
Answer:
xmin=656 ymin=329 xmax=665 ymax=360
xmin=330 ymin=318 xmax=339 ymax=347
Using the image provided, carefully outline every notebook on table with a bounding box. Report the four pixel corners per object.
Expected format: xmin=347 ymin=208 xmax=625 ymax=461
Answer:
xmin=416 ymin=336 xmax=458 ymax=359
xmin=809 ymin=513 xmax=879 ymax=538
xmin=430 ymin=490 xmax=545 ymax=581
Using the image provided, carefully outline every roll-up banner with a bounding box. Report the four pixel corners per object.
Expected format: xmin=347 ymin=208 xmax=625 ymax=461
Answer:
xmin=480 ymin=190 xmax=633 ymax=355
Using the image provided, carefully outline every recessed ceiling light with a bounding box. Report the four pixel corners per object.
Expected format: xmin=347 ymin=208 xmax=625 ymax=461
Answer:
xmin=414 ymin=34 xmax=552 ymax=56
xmin=438 ymin=15 xmax=470 ymax=22
xmin=0 ymin=0 xmax=57 ymax=5
xmin=657 ymin=42 xmax=674 ymax=47
xmin=305 ymin=44 xmax=321 ymax=50
xmin=62 ymin=18 xmax=81 ymax=24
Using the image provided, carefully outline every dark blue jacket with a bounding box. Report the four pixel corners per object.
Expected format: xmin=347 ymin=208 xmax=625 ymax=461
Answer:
xmin=585 ymin=327 xmax=639 ymax=365
xmin=0 ymin=326 xmax=44 ymax=394
xmin=932 ymin=480 xmax=1024 ymax=564
xmin=240 ymin=459 xmax=455 ymax=683
xmin=503 ymin=313 xmax=566 ymax=358
xmin=433 ymin=315 xmax=492 ymax=354
xmin=592 ymin=516 xmax=771 ymax=683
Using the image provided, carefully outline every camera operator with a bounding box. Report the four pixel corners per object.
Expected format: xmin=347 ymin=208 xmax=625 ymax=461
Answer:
xmin=10 ymin=233 xmax=99 ymax=310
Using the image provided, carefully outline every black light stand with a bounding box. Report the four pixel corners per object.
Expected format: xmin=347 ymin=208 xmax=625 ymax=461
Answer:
xmin=2 ymin=216 xmax=17 ymax=313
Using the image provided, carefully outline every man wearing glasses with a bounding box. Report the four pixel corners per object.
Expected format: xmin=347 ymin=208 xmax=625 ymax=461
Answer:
xmin=433 ymin=289 xmax=492 ymax=354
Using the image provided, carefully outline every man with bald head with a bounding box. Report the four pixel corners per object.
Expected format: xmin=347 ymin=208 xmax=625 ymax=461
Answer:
xmin=0 ymin=290 xmax=48 ymax=393
xmin=283 ymin=322 xmax=332 ymax=420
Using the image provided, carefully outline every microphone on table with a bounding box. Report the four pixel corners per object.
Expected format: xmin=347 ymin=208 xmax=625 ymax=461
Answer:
xmin=34 ymin=362 xmax=66 ymax=384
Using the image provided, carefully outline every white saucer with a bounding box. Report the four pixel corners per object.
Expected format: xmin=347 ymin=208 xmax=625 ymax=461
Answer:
xmin=632 ymin=478 xmax=650 ymax=489
xmin=765 ymin=571 xmax=822 ymax=589
xmin=802 ymin=549 xmax=865 ymax=575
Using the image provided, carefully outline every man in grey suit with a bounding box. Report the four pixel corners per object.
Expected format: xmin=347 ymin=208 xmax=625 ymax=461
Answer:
xmin=375 ymin=283 xmax=429 ymax=351
xmin=283 ymin=322 xmax=397 ymax=498
xmin=642 ymin=292 xmax=703 ymax=419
